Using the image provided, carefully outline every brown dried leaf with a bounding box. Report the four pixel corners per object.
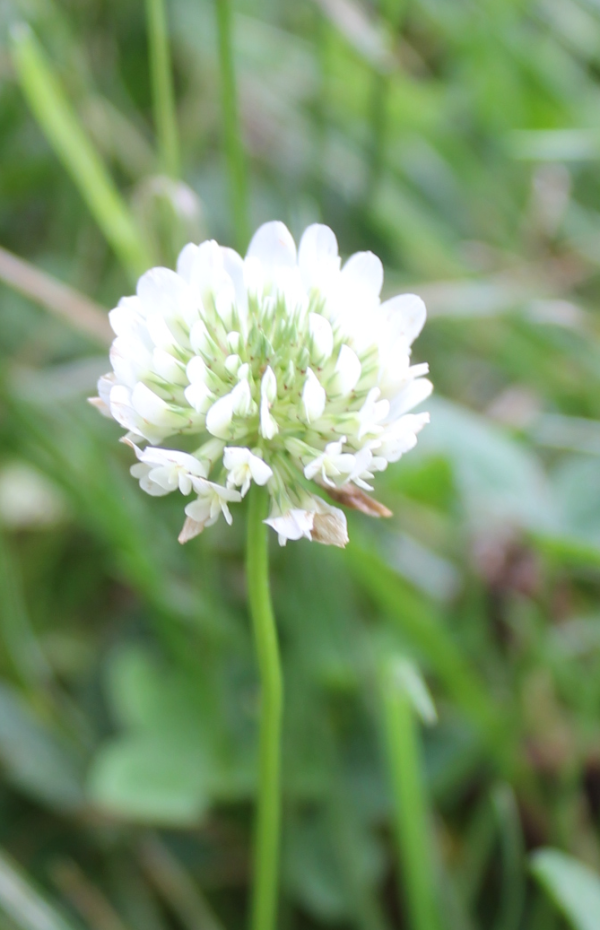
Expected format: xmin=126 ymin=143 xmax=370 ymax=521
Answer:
xmin=312 ymin=511 xmax=349 ymax=548
xmin=321 ymin=483 xmax=392 ymax=518
xmin=178 ymin=517 xmax=204 ymax=544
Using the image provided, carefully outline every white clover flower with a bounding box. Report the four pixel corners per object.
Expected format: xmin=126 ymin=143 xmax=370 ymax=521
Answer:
xmin=223 ymin=447 xmax=273 ymax=497
xmin=91 ymin=221 xmax=431 ymax=545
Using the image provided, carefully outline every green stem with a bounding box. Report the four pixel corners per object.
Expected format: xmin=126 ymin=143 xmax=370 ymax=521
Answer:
xmin=145 ymin=0 xmax=180 ymax=178
xmin=215 ymin=0 xmax=250 ymax=252
xmin=380 ymin=663 xmax=439 ymax=930
xmin=246 ymin=486 xmax=282 ymax=930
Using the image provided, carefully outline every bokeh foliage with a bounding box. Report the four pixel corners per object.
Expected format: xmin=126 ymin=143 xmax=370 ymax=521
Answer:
xmin=1 ymin=0 xmax=600 ymax=927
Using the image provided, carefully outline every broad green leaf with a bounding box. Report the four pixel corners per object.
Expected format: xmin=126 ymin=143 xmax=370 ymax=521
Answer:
xmin=88 ymin=736 xmax=208 ymax=825
xmin=531 ymin=848 xmax=600 ymax=930
xmin=418 ymin=397 xmax=555 ymax=532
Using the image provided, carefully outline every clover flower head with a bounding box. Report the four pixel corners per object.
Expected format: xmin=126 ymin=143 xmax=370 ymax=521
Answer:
xmin=91 ymin=221 xmax=431 ymax=545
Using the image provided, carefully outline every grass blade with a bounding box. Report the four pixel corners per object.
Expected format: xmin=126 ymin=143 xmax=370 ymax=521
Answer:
xmin=347 ymin=544 xmax=509 ymax=763
xmin=0 ymin=849 xmax=80 ymax=930
xmin=531 ymin=848 xmax=600 ymax=930
xmin=11 ymin=25 xmax=151 ymax=281
xmin=491 ymin=784 xmax=525 ymax=930
xmin=138 ymin=836 xmax=224 ymax=930
xmin=0 ymin=245 xmax=111 ymax=345
xmin=215 ymin=0 xmax=250 ymax=251
xmin=0 ymin=528 xmax=52 ymax=690
xmin=145 ymin=0 xmax=180 ymax=178
xmin=379 ymin=656 xmax=440 ymax=930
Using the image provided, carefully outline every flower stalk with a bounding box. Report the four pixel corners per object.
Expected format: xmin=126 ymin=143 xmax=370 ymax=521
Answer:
xmin=246 ymin=485 xmax=282 ymax=930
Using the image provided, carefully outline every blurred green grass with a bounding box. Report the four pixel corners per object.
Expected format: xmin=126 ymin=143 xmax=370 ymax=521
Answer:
xmin=2 ymin=0 xmax=600 ymax=927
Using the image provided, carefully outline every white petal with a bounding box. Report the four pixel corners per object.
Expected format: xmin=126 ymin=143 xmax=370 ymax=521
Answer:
xmin=185 ymin=496 xmax=212 ymax=523
xmin=110 ymin=385 xmax=166 ymax=443
xmin=88 ymin=396 xmax=112 ymax=418
xmin=130 ymin=463 xmax=171 ymax=496
xmin=184 ymin=381 xmax=213 ymax=414
xmin=248 ymin=455 xmax=273 ymax=486
xmin=261 ymin=367 xmax=277 ymax=403
xmin=298 ymin=224 xmax=340 ymax=290
xmin=215 ymin=283 xmax=236 ymax=328
xmin=139 ymin=447 xmax=206 ymax=473
xmin=186 ymin=355 xmax=207 ymax=384
xmin=137 ymin=266 xmax=197 ymax=327
xmin=176 ymin=243 xmax=198 ymax=282
xmin=146 ymin=312 xmax=180 ymax=351
xmin=221 ymin=247 xmax=248 ymax=324
xmin=265 ymin=509 xmax=314 ymax=544
xmin=206 ymin=393 xmax=234 ymax=438
xmin=388 ymin=378 xmax=433 ymax=419
xmin=109 ymin=339 xmax=136 ymax=387
xmin=226 ymin=331 xmax=242 ymax=353
xmin=340 ymin=251 xmax=383 ymax=299
xmin=302 ymin=368 xmax=326 ymax=422
xmin=190 ymin=320 xmax=210 ymax=355
xmin=152 ymin=348 xmax=187 ymax=385
xmin=109 ymin=385 xmax=139 ymax=432
xmin=225 ymin=354 xmax=241 ymax=376
xmin=378 ymin=412 xmax=430 ymax=462
xmin=223 ymin=447 xmax=248 ymax=470
xmin=97 ymin=373 xmax=115 ymax=407
xmin=246 ymin=221 xmax=297 ymax=268
xmin=332 ymin=344 xmax=362 ymax=396
xmin=380 ymin=293 xmax=427 ymax=346
xmin=188 ymin=240 xmax=231 ymax=306
xmin=131 ymin=382 xmax=179 ymax=430
xmin=109 ymin=296 xmax=146 ymax=338
xmin=308 ymin=313 xmax=334 ymax=363
xmin=231 ymin=379 xmax=253 ymax=416
xmin=260 ymin=398 xmax=279 ymax=439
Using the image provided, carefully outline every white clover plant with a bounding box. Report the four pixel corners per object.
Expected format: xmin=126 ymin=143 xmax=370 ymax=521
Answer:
xmin=91 ymin=221 xmax=431 ymax=546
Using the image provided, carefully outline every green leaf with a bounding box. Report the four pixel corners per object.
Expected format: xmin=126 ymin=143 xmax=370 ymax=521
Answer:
xmin=106 ymin=645 xmax=201 ymax=740
xmin=418 ymin=397 xmax=555 ymax=532
xmin=88 ymin=736 xmax=208 ymax=826
xmin=530 ymin=848 xmax=600 ymax=930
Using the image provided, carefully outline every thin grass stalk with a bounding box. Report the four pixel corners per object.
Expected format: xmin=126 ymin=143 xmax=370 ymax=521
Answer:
xmin=314 ymin=9 xmax=332 ymax=203
xmin=246 ymin=486 xmax=282 ymax=930
xmin=379 ymin=661 xmax=439 ymax=930
xmin=491 ymin=785 xmax=525 ymax=930
xmin=0 ymin=528 xmax=52 ymax=690
xmin=215 ymin=0 xmax=250 ymax=251
xmin=0 ymin=245 xmax=111 ymax=345
xmin=11 ymin=25 xmax=151 ymax=281
xmin=145 ymin=0 xmax=180 ymax=179
xmin=365 ymin=70 xmax=389 ymax=201
xmin=364 ymin=0 xmax=404 ymax=202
